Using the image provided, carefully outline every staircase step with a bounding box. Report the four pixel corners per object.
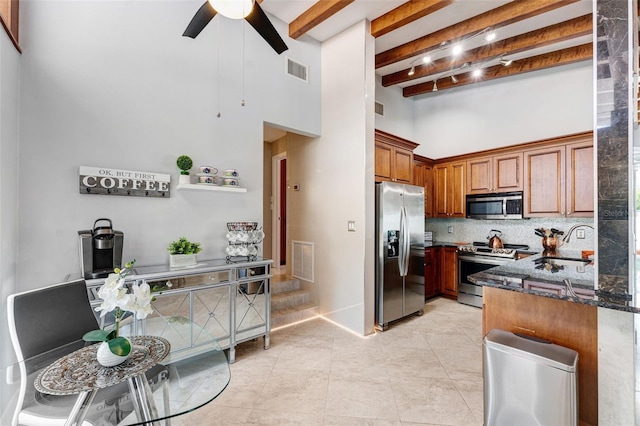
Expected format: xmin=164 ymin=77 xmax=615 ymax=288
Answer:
xmin=271 ymin=289 xmax=312 ymax=311
xmin=271 ymin=303 xmax=319 ymax=329
xmin=271 ymin=278 xmax=301 ymax=295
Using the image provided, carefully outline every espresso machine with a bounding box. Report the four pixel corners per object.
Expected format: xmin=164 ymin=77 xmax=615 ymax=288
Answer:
xmin=78 ymin=218 xmax=124 ymax=279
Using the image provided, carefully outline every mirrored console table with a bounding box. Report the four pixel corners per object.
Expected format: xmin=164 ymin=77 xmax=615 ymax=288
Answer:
xmin=79 ymin=258 xmax=272 ymax=363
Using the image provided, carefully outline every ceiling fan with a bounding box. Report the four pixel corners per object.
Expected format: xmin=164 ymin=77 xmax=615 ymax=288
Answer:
xmin=183 ymin=0 xmax=288 ymax=55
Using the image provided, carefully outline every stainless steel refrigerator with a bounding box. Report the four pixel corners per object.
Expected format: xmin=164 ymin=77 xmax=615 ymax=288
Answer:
xmin=375 ymin=182 xmax=425 ymax=331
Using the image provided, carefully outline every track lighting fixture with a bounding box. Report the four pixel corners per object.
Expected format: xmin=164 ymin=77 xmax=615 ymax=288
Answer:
xmin=451 ymin=75 xmax=458 ymax=84
xmin=452 ymin=44 xmax=462 ymax=56
xmin=499 ymin=57 xmax=513 ymax=66
xmin=432 ymin=81 xmax=438 ymax=92
xmin=485 ymin=31 xmax=496 ymax=42
xmin=472 ymin=69 xmax=482 ymax=78
xmin=408 ymin=66 xmax=415 ymax=76
xmin=423 ymin=56 xmax=432 ymax=64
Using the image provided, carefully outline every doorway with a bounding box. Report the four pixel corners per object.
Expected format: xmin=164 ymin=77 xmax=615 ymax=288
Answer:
xmin=272 ymin=153 xmax=287 ymax=267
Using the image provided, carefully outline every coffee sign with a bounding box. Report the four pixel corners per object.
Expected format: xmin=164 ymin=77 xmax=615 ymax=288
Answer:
xmin=79 ymin=166 xmax=171 ymax=198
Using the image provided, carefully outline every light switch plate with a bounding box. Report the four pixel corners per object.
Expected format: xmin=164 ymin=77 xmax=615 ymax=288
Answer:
xmin=447 ymin=226 xmax=453 ymax=234
xmin=348 ymin=221 xmax=356 ymax=232
xmin=576 ymin=229 xmax=585 ymax=239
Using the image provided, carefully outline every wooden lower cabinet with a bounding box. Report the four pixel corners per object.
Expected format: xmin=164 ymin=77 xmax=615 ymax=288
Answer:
xmin=440 ymin=247 xmax=458 ymax=297
xmin=424 ymin=248 xmax=438 ymax=299
xmin=483 ymin=287 xmax=597 ymax=426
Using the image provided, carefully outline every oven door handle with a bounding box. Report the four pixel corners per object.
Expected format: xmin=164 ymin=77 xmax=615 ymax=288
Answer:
xmin=458 ymin=254 xmax=514 ymax=266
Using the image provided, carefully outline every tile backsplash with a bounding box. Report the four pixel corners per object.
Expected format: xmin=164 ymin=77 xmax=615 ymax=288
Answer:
xmin=426 ymin=217 xmax=595 ymax=253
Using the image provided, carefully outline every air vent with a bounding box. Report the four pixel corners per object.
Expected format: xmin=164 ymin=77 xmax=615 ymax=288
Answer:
xmin=375 ymin=101 xmax=384 ymax=116
xmin=286 ymin=56 xmax=309 ymax=83
xmin=292 ymin=240 xmax=314 ymax=283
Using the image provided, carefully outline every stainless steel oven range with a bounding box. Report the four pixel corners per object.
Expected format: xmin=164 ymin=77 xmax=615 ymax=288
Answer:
xmin=457 ymin=242 xmax=529 ymax=308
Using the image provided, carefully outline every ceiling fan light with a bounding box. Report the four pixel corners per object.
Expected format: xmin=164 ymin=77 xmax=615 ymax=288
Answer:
xmin=209 ymin=0 xmax=254 ymax=19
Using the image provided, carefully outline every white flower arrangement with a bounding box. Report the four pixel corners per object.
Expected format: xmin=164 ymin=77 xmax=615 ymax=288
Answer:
xmin=83 ymin=260 xmax=170 ymax=356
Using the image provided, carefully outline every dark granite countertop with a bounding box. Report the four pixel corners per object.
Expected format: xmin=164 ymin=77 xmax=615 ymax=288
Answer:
xmin=425 ymin=241 xmax=467 ymax=248
xmin=468 ymin=250 xmax=640 ymax=313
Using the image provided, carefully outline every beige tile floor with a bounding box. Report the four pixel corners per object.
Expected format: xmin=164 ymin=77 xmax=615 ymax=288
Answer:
xmin=172 ymin=297 xmax=483 ymax=426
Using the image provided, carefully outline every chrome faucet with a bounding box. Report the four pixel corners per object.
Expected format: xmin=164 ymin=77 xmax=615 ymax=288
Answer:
xmin=562 ymin=224 xmax=594 ymax=243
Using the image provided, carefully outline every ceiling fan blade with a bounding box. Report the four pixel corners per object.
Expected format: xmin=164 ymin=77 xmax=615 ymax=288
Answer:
xmin=183 ymin=1 xmax=218 ymax=39
xmin=244 ymin=2 xmax=288 ymax=54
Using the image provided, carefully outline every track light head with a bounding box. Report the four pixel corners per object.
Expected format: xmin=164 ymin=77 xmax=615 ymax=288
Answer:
xmin=408 ymin=66 xmax=415 ymax=76
xmin=451 ymin=75 xmax=458 ymax=84
xmin=499 ymin=57 xmax=513 ymax=66
xmin=432 ymin=81 xmax=438 ymax=92
xmin=422 ymin=56 xmax=432 ymax=64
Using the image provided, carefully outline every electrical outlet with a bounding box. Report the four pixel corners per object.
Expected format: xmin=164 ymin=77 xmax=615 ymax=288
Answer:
xmin=447 ymin=226 xmax=453 ymax=234
xmin=576 ymin=229 xmax=585 ymax=239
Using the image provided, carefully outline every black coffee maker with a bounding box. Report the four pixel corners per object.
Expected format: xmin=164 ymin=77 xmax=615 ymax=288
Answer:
xmin=78 ymin=218 xmax=124 ymax=279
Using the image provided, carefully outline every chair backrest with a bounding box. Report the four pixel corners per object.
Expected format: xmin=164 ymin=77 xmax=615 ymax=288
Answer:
xmin=7 ymin=280 xmax=100 ymax=361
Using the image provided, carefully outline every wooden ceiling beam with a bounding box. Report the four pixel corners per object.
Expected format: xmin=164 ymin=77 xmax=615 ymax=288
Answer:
xmin=376 ymin=0 xmax=580 ymax=69
xmin=371 ymin=0 xmax=455 ymax=38
xmin=402 ymin=43 xmax=592 ymax=97
xmin=289 ymin=0 xmax=355 ymax=39
xmin=383 ymin=13 xmax=592 ymax=87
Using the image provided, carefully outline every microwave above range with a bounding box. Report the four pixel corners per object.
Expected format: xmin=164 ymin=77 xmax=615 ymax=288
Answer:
xmin=466 ymin=191 xmax=523 ymax=220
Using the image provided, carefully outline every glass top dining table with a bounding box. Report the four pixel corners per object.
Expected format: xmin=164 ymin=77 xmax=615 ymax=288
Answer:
xmin=0 ymin=329 xmax=230 ymax=426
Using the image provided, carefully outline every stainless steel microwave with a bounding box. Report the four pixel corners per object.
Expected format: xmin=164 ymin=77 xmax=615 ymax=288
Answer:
xmin=466 ymin=191 xmax=523 ymax=219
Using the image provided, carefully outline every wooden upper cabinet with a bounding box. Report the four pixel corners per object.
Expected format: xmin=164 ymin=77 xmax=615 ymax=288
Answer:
xmin=524 ymin=137 xmax=593 ymax=218
xmin=375 ymin=142 xmax=393 ymax=181
xmin=375 ymin=130 xmax=418 ymax=184
xmin=434 ymin=161 xmax=465 ymax=218
xmin=524 ymin=145 xmax=566 ymax=217
xmin=494 ymin=152 xmax=523 ymax=192
xmin=466 ymin=152 xmax=523 ymax=194
xmin=566 ymin=141 xmax=594 ymax=217
xmin=414 ymin=155 xmax=434 ymax=217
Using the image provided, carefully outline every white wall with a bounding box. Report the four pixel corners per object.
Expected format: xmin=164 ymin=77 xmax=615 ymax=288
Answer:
xmin=0 ymin=28 xmax=20 ymax=369
xmin=17 ymin=0 xmax=321 ymax=289
xmin=409 ymin=62 xmax=593 ymax=158
xmin=287 ymin=21 xmax=375 ymax=335
xmin=374 ymin=75 xmax=416 ymax=144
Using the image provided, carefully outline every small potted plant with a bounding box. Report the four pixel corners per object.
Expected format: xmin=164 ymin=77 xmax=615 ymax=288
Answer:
xmin=168 ymin=236 xmax=202 ymax=268
xmin=176 ymin=155 xmax=193 ymax=184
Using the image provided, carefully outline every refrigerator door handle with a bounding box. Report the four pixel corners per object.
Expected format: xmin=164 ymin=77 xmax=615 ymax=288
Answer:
xmin=403 ymin=206 xmax=410 ymax=275
xmin=399 ymin=206 xmax=409 ymax=277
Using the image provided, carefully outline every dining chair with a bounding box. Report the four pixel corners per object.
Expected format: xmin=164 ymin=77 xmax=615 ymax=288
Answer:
xmin=6 ymin=279 xmax=169 ymax=426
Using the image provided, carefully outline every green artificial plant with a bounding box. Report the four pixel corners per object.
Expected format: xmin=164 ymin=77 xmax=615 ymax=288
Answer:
xmin=167 ymin=237 xmax=202 ymax=255
xmin=176 ymin=155 xmax=193 ymax=175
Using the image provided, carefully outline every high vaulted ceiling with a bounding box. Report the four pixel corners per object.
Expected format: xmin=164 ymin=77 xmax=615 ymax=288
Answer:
xmin=261 ymin=0 xmax=595 ymax=97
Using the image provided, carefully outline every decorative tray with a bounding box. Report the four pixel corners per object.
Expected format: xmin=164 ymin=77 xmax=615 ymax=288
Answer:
xmin=34 ymin=336 xmax=170 ymax=395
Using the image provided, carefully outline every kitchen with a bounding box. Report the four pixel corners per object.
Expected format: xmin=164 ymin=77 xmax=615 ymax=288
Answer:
xmin=0 ymin=0 xmax=637 ymax=425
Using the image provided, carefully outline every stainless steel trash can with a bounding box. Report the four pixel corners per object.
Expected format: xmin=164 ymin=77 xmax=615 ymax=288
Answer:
xmin=483 ymin=329 xmax=578 ymax=426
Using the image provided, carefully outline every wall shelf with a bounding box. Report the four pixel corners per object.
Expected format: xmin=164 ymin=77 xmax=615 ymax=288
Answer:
xmin=176 ymin=183 xmax=247 ymax=193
